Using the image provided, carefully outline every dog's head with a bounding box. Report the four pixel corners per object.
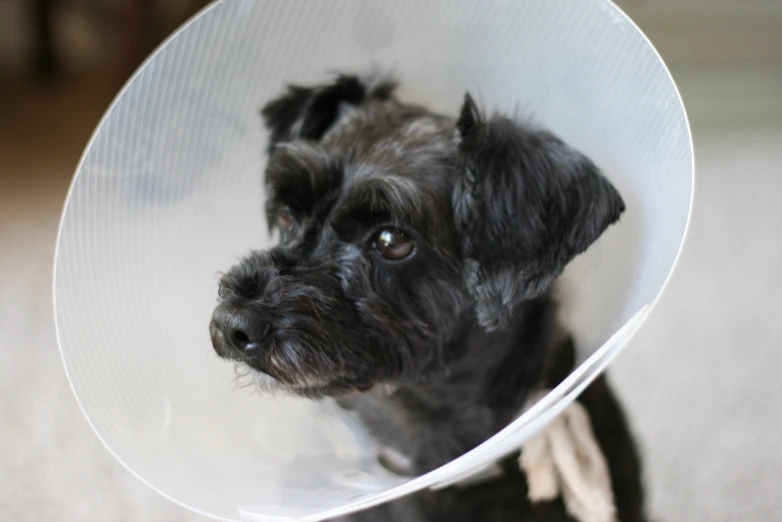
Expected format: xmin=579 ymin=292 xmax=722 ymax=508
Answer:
xmin=210 ymin=75 xmax=624 ymax=398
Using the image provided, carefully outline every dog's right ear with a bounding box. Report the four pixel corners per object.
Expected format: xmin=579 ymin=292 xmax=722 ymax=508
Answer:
xmin=260 ymin=75 xmax=396 ymax=152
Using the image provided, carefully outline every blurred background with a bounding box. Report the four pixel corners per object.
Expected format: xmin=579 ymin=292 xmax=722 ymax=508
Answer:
xmin=1 ymin=0 xmax=780 ymax=521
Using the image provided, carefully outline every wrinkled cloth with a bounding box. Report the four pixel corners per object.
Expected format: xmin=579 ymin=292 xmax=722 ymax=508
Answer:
xmin=518 ymin=393 xmax=616 ymax=522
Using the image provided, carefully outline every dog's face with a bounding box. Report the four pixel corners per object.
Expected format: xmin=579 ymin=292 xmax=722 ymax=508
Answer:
xmin=210 ymin=75 xmax=625 ymax=398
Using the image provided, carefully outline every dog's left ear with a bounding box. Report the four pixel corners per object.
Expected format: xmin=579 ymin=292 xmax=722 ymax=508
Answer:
xmin=453 ymin=94 xmax=625 ymax=331
xmin=260 ymin=74 xmax=396 ymax=152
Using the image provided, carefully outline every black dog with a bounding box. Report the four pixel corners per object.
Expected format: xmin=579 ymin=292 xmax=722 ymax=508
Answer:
xmin=210 ymin=74 xmax=645 ymax=522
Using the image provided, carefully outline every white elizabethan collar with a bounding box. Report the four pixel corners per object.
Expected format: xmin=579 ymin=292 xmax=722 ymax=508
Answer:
xmin=54 ymin=0 xmax=693 ymax=520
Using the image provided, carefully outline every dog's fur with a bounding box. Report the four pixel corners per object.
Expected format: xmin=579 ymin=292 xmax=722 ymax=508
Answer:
xmin=209 ymin=74 xmax=645 ymax=522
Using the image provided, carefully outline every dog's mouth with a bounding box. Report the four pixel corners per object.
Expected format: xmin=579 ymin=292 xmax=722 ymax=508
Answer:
xmin=231 ymin=360 xmax=395 ymax=399
xmin=229 ymin=358 xmax=379 ymax=399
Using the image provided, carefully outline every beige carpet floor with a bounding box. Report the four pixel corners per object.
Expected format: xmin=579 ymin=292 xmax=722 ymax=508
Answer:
xmin=1 ymin=71 xmax=781 ymax=521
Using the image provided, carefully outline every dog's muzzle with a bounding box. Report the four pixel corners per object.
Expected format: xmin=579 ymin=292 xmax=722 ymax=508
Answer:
xmin=210 ymin=303 xmax=271 ymax=359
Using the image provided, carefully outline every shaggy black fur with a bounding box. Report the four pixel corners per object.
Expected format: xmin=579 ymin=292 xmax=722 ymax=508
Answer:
xmin=209 ymin=74 xmax=645 ymax=522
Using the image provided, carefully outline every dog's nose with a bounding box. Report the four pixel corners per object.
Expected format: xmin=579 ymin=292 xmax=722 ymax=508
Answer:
xmin=210 ymin=304 xmax=270 ymax=354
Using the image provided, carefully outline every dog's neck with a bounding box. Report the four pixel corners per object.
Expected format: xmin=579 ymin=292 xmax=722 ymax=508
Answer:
xmin=336 ymin=296 xmax=571 ymax=476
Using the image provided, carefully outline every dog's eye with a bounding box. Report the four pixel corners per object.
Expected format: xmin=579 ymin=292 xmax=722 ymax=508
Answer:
xmin=277 ymin=206 xmax=295 ymax=230
xmin=373 ymin=228 xmax=415 ymax=260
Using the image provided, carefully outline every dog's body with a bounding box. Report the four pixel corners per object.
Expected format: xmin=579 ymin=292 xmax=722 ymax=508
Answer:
xmin=335 ymin=320 xmax=645 ymax=522
xmin=210 ymin=74 xmax=645 ymax=522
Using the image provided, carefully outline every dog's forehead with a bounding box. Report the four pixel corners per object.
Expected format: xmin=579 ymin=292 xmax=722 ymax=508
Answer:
xmin=325 ymin=104 xmax=458 ymax=224
xmin=265 ymin=100 xmax=459 ymax=239
xmin=322 ymin=100 xmax=456 ymax=171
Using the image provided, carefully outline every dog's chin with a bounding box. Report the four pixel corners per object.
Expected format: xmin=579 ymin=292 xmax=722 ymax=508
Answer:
xmin=232 ymin=362 xmax=383 ymax=399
